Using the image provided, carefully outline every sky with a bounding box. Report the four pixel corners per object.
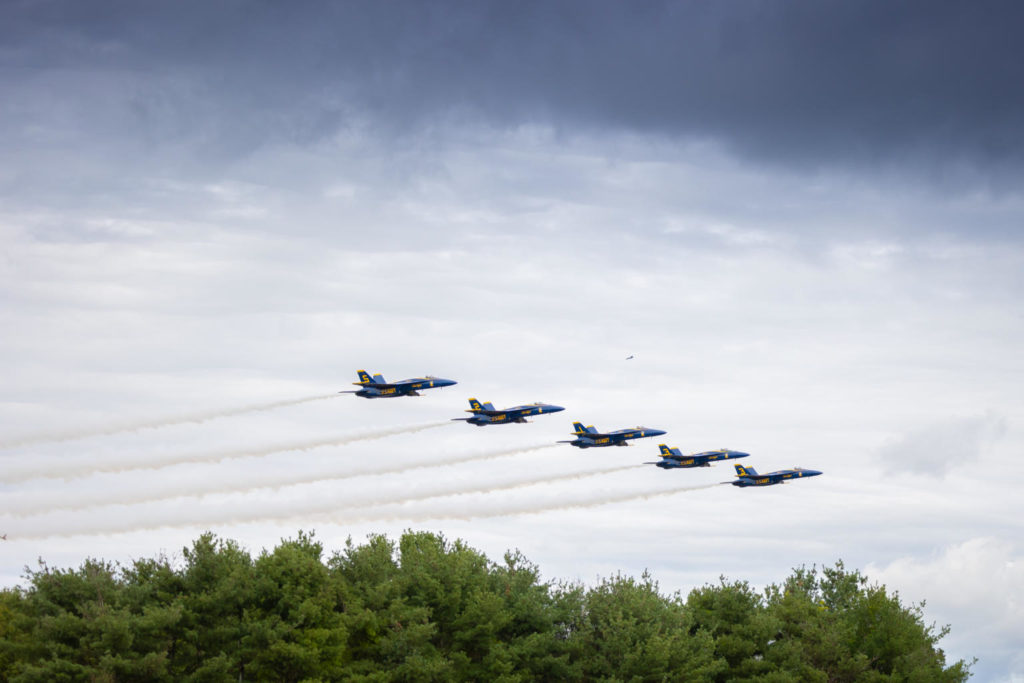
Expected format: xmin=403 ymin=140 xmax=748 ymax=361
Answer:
xmin=2 ymin=0 xmax=1023 ymax=678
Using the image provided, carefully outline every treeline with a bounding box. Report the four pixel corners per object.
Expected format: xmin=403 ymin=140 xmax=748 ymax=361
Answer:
xmin=0 ymin=531 xmax=970 ymax=682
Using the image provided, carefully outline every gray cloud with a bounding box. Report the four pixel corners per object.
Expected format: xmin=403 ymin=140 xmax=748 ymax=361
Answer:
xmin=878 ymin=412 xmax=1008 ymax=477
xmin=3 ymin=1 xmax=1024 ymax=179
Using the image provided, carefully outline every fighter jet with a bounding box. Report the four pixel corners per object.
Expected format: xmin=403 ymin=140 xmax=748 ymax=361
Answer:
xmin=452 ymin=398 xmax=565 ymax=426
xmin=559 ymin=421 xmax=666 ymax=448
xmin=730 ymin=463 xmax=822 ymax=487
xmin=646 ymin=444 xmax=750 ymax=469
xmin=341 ymin=370 xmax=457 ymax=398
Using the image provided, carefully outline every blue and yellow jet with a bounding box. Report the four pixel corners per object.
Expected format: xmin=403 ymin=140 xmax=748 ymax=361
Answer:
xmin=730 ymin=463 xmax=822 ymax=487
xmin=341 ymin=370 xmax=457 ymax=399
xmin=646 ymin=444 xmax=750 ymax=469
xmin=452 ymin=398 xmax=565 ymax=426
xmin=559 ymin=422 xmax=666 ymax=448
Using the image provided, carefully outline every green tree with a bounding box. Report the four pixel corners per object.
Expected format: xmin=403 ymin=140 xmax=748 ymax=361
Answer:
xmin=686 ymin=577 xmax=778 ymax=681
xmin=329 ymin=530 xmax=571 ymax=682
xmin=571 ymin=571 xmax=721 ymax=682
xmin=329 ymin=532 xmax=442 ymax=681
xmin=763 ymin=563 xmax=972 ymax=682
xmin=245 ymin=530 xmax=349 ymax=682
xmin=0 ymin=557 xmax=176 ymax=682
xmin=489 ymin=550 xmax=575 ymax=681
xmin=170 ymin=532 xmax=256 ymax=681
xmin=0 ymin=533 xmax=974 ymax=682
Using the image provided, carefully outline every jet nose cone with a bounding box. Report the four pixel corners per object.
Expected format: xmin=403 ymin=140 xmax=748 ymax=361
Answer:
xmin=805 ymin=469 xmax=823 ymax=477
xmin=731 ymin=451 xmax=751 ymax=458
xmin=548 ymin=405 xmax=566 ymax=413
xmin=437 ymin=378 xmax=457 ymax=387
xmin=649 ymin=429 xmax=667 ymax=437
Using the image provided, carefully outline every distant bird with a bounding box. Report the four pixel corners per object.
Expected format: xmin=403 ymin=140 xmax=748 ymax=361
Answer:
xmin=625 ymin=355 xmax=634 ymax=360
xmin=0 ymin=534 xmax=6 ymax=541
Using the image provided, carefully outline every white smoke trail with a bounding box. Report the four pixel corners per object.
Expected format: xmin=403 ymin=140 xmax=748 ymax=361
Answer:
xmin=2 ymin=421 xmax=452 ymax=483
xmin=348 ymin=481 xmax=727 ymax=524
xmin=3 ymin=441 xmax=556 ymax=516
xmin=6 ymin=474 xmax=721 ymax=539
xmin=0 ymin=393 xmax=341 ymax=450
xmin=367 ymin=463 xmax=646 ymax=508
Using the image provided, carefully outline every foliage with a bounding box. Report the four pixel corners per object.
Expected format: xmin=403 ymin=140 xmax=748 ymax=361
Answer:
xmin=0 ymin=532 xmax=971 ymax=682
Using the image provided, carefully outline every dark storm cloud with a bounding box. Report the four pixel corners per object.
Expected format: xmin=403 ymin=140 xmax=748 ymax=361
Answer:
xmin=3 ymin=0 xmax=1023 ymax=173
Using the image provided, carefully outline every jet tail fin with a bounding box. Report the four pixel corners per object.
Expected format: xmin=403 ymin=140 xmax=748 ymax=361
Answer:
xmin=734 ymin=464 xmax=758 ymax=477
xmin=372 ymin=373 xmax=387 ymax=384
xmin=355 ymin=370 xmax=373 ymax=385
xmin=481 ymin=401 xmax=496 ymax=411
xmin=572 ymin=421 xmax=588 ymax=434
xmin=468 ymin=398 xmax=484 ymax=411
xmin=658 ymin=444 xmax=673 ymax=456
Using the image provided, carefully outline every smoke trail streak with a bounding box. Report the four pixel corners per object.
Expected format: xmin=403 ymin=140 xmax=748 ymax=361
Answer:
xmin=0 ymin=393 xmax=341 ymax=450
xmin=2 ymin=421 xmax=452 ymax=483
xmin=361 ymin=463 xmax=646 ymax=509
xmin=334 ymin=482 xmax=727 ymax=524
xmin=8 ymin=473 xmax=720 ymax=539
xmin=3 ymin=441 xmax=557 ymax=516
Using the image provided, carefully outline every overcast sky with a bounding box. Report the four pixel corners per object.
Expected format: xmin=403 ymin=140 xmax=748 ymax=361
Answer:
xmin=2 ymin=1 xmax=1023 ymax=679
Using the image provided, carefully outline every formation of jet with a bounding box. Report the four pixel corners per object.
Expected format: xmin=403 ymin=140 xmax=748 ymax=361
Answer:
xmin=559 ymin=422 xmax=666 ymax=448
xmin=342 ymin=368 xmax=822 ymax=488
xmin=730 ymin=463 xmax=822 ymax=487
xmin=341 ymin=370 xmax=457 ymax=399
xmin=646 ymin=444 xmax=750 ymax=469
xmin=452 ymin=398 xmax=565 ymax=426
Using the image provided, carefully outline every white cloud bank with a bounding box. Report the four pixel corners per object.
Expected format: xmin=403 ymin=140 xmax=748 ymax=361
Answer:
xmin=868 ymin=537 xmax=1024 ymax=682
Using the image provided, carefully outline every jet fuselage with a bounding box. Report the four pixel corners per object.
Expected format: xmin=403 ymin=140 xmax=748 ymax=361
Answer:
xmin=458 ymin=402 xmax=565 ymax=426
xmin=345 ymin=370 xmax=457 ymax=398
xmin=731 ymin=467 xmax=822 ymax=487
xmin=652 ymin=447 xmax=750 ymax=469
xmin=561 ymin=423 xmax=667 ymax=448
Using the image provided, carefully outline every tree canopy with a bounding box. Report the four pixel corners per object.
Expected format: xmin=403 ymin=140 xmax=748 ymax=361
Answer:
xmin=0 ymin=531 xmax=971 ymax=682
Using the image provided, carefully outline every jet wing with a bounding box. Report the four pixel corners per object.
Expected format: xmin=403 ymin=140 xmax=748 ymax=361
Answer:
xmin=504 ymin=405 xmax=537 ymax=414
xmin=393 ymin=377 xmax=451 ymax=389
xmin=606 ymin=429 xmax=653 ymax=439
xmin=664 ymin=456 xmax=704 ymax=465
xmin=467 ymin=408 xmax=509 ymax=416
